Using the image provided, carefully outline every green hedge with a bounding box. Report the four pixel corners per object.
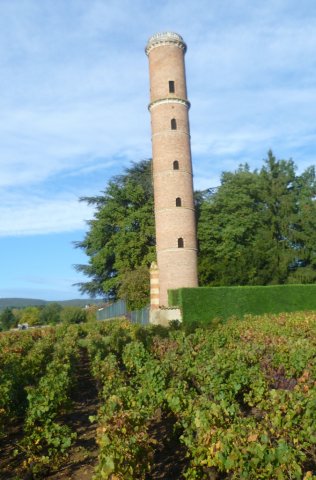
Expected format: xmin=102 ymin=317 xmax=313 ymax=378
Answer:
xmin=168 ymin=284 xmax=316 ymax=326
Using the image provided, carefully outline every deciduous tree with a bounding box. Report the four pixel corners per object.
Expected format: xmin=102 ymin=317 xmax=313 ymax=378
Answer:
xmin=60 ymin=306 xmax=87 ymax=324
xmin=40 ymin=302 xmax=62 ymax=325
xmin=17 ymin=306 xmax=41 ymax=326
xmin=198 ymin=151 xmax=316 ymax=285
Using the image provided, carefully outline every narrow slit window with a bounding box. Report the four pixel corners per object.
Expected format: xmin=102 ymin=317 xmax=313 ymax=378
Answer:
xmin=169 ymin=80 xmax=175 ymax=93
xmin=173 ymin=160 xmax=179 ymax=170
xmin=178 ymin=237 xmax=184 ymax=248
xmin=171 ymin=118 xmax=177 ymax=130
xmin=176 ymin=197 xmax=182 ymax=207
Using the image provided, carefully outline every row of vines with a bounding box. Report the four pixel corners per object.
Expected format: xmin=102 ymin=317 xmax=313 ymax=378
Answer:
xmin=0 ymin=311 xmax=315 ymax=479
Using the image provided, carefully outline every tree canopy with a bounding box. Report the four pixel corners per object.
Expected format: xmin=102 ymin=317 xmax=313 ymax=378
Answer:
xmin=74 ymin=160 xmax=155 ymax=307
xmin=0 ymin=308 xmax=16 ymax=331
xmin=40 ymin=302 xmax=62 ymax=325
xmin=198 ymin=151 xmax=316 ymax=286
xmin=75 ymin=152 xmax=316 ymax=307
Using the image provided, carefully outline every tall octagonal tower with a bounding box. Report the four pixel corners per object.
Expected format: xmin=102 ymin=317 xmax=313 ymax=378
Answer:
xmin=146 ymin=32 xmax=198 ymax=307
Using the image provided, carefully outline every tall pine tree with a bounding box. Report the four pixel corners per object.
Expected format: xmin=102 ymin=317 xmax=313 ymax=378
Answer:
xmin=74 ymin=160 xmax=155 ymax=306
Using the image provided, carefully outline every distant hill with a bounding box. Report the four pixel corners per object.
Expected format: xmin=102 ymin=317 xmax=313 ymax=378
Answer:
xmin=0 ymin=298 xmax=106 ymax=311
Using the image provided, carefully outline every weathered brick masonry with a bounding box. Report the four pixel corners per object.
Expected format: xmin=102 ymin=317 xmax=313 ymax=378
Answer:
xmin=146 ymin=32 xmax=198 ymax=307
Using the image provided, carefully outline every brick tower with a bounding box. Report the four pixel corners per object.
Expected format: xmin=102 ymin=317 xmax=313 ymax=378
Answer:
xmin=146 ymin=32 xmax=198 ymax=308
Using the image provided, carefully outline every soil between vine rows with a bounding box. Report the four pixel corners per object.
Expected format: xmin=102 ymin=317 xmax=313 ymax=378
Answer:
xmin=45 ymin=349 xmax=99 ymax=480
xmin=145 ymin=409 xmax=189 ymax=479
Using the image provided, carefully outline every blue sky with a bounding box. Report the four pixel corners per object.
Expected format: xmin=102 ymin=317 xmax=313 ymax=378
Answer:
xmin=0 ymin=0 xmax=315 ymax=300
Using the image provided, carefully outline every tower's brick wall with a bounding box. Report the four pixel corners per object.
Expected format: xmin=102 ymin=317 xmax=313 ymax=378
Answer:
xmin=158 ymin=249 xmax=198 ymax=304
xmin=148 ymin=45 xmax=187 ymax=103
xmin=146 ymin=32 xmax=198 ymax=307
xmin=151 ymin=103 xmax=190 ymax=135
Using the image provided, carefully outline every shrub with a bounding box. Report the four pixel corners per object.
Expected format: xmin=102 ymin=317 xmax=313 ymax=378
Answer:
xmin=169 ymin=284 xmax=316 ymax=326
xmin=40 ymin=302 xmax=62 ymax=325
xmin=60 ymin=307 xmax=87 ymax=324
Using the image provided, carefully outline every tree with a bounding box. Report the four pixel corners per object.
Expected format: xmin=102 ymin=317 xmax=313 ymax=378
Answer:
xmin=60 ymin=306 xmax=87 ymax=324
xmin=17 ymin=306 xmax=41 ymax=326
xmin=254 ymin=151 xmax=298 ymax=283
xmin=75 ymin=160 xmax=155 ymax=306
xmin=287 ymin=165 xmax=316 ymax=283
xmin=198 ymin=151 xmax=316 ymax=286
xmin=198 ymin=164 xmax=263 ymax=285
xmin=40 ymin=302 xmax=62 ymax=325
xmin=118 ymin=265 xmax=150 ymax=310
xmin=0 ymin=308 xmax=17 ymax=331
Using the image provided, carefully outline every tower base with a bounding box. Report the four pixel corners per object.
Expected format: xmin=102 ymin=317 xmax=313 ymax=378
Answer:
xmin=149 ymin=307 xmax=182 ymax=326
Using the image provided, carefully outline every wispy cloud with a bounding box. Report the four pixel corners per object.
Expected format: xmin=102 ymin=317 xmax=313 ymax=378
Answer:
xmin=0 ymin=0 xmax=315 ymax=236
xmin=0 ymin=193 xmax=94 ymax=236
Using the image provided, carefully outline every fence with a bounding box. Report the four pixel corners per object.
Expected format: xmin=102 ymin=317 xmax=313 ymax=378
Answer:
xmin=129 ymin=306 xmax=150 ymax=325
xmin=96 ymin=299 xmax=149 ymax=325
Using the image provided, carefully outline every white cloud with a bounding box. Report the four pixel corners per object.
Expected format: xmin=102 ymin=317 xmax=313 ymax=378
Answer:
xmin=0 ymin=193 xmax=94 ymax=236
xmin=0 ymin=0 xmax=315 ymax=236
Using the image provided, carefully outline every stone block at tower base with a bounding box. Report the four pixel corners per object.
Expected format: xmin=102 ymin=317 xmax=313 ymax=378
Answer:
xmin=149 ymin=307 xmax=182 ymax=326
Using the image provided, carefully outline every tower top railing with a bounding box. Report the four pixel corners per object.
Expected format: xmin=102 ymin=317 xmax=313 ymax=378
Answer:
xmin=145 ymin=32 xmax=187 ymax=55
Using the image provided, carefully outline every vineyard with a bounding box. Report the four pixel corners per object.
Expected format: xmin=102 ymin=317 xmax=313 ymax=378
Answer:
xmin=0 ymin=312 xmax=315 ymax=479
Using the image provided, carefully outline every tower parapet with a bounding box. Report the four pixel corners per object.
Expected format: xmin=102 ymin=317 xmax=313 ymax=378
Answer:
xmin=145 ymin=32 xmax=187 ymax=55
xmin=146 ymin=32 xmax=198 ymax=307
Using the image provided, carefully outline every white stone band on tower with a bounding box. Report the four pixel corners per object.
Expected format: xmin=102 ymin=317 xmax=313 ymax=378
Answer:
xmin=146 ymin=32 xmax=198 ymax=307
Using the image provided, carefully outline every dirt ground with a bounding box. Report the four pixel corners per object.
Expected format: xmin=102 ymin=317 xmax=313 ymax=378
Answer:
xmin=145 ymin=409 xmax=188 ymax=480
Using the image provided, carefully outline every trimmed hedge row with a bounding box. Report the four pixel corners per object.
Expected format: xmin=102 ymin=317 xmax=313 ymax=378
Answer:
xmin=168 ymin=284 xmax=316 ymax=326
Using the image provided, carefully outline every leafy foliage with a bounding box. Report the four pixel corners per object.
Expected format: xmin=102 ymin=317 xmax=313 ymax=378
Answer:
xmin=168 ymin=284 xmax=316 ymax=326
xmin=1 ymin=313 xmax=316 ymax=478
xmin=118 ymin=265 xmax=150 ymax=310
xmin=74 ymin=160 xmax=155 ymax=305
xmin=198 ymin=151 xmax=316 ymax=286
xmin=160 ymin=312 xmax=316 ymax=479
xmin=40 ymin=302 xmax=62 ymax=325
xmin=20 ymin=325 xmax=79 ymax=475
xmin=85 ymin=314 xmax=316 ymax=479
xmin=0 ymin=328 xmax=56 ymax=437
xmin=0 ymin=308 xmax=17 ymax=331
xmin=75 ymin=153 xmax=315 ymax=307
xmin=15 ymin=306 xmax=42 ymax=326
xmin=60 ymin=306 xmax=87 ymax=324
